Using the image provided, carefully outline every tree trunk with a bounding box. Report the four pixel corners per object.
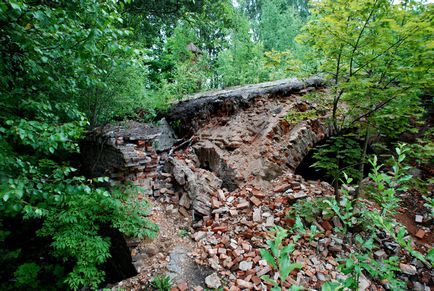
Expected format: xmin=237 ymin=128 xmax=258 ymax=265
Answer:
xmin=355 ymin=121 xmax=370 ymax=199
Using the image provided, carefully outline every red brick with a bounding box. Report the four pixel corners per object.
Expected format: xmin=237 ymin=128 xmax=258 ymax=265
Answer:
xmin=177 ymin=282 xmax=188 ymax=291
xmin=250 ymin=196 xmax=262 ymax=206
xmin=273 ymin=184 xmax=291 ymax=192
xmin=251 ymin=276 xmax=261 ymax=285
xmin=212 ymin=225 xmax=228 ymax=233
xmin=415 ymin=229 xmax=426 ymax=239
xmin=321 ymin=220 xmax=333 ymax=231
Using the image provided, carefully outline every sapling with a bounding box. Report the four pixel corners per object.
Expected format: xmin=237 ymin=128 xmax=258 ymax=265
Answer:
xmin=259 ymin=226 xmax=302 ymax=290
xmin=366 ymin=144 xmax=412 ymax=217
xmin=324 ymin=173 xmax=357 ymax=232
xmin=151 ymin=274 xmax=173 ymax=291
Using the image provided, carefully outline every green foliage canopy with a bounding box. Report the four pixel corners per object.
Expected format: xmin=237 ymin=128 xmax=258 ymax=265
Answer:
xmin=0 ymin=1 xmax=157 ymax=289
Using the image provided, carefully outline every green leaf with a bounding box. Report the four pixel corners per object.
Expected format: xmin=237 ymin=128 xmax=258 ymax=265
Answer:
xmin=321 ymin=281 xmax=343 ymax=291
xmin=260 ymin=275 xmax=279 ymax=287
xmin=259 ymin=249 xmax=277 ymax=269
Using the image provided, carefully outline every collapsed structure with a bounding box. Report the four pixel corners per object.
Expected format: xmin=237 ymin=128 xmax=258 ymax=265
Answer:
xmin=82 ymin=77 xmax=332 ymax=218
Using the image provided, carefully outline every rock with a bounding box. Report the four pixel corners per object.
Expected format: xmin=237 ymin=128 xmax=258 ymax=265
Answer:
xmin=257 ymin=266 xmax=271 ymax=276
xmin=179 ymin=193 xmax=191 ymax=209
xmin=331 ymin=216 xmax=343 ymax=229
xmin=251 ymin=276 xmax=261 ymax=285
xmin=208 ymin=257 xmax=221 ymax=270
xmin=154 ymin=118 xmax=178 ymax=151
xmin=217 ymin=189 xmax=225 ymax=201
xmin=252 ymin=189 xmax=266 ymax=198
xmin=218 ymin=248 xmax=227 ymax=255
xmin=316 ymin=272 xmax=327 ymax=281
xmin=212 ymin=225 xmax=228 ymax=233
xmin=212 ymin=197 xmax=222 ymax=209
xmin=310 ymin=256 xmax=320 ymax=265
xmin=167 ymin=157 xmax=222 ymax=216
xmin=229 ymin=209 xmax=239 ymax=216
xmin=399 ymin=263 xmax=417 ymax=275
xmin=253 ymin=208 xmax=261 ymax=222
xmin=415 ymin=215 xmax=423 ymax=223
xmin=212 ymin=206 xmax=229 ymax=214
xmin=329 ymin=244 xmax=343 ymax=252
xmin=205 ymin=273 xmax=221 ymax=289
xmin=193 ymin=231 xmax=207 ymax=241
xmin=293 ymin=191 xmax=307 ymax=199
xmin=178 ymin=207 xmax=189 ymax=217
xmin=374 ymin=250 xmax=387 ymax=260
xmin=265 ymin=216 xmax=275 ymax=227
xmin=145 ymin=246 xmax=159 ymax=256
xmin=384 ymin=241 xmax=400 ymax=253
xmin=239 ymin=261 xmax=253 ymax=271
xmin=207 ymin=248 xmax=218 ymax=256
xmin=413 ymin=282 xmax=425 ymax=291
xmin=358 ymin=273 xmax=371 ymax=290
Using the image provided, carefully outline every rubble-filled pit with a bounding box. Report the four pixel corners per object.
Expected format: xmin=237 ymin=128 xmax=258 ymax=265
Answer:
xmin=82 ymin=78 xmax=432 ymax=290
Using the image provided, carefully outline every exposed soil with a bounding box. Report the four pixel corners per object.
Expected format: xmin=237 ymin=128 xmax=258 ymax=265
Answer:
xmin=396 ymin=189 xmax=434 ymax=246
xmin=110 ymin=199 xmax=212 ymax=289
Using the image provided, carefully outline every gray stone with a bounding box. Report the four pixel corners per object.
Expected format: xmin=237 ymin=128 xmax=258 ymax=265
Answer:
xmin=212 ymin=206 xmax=229 ymax=214
xmin=193 ymin=231 xmax=207 ymax=241
xmin=358 ymin=273 xmax=371 ymax=290
xmin=205 ymin=272 xmax=221 ymax=289
xmin=293 ymin=191 xmax=307 ymax=199
xmin=167 ymin=245 xmax=213 ymax=286
xmin=265 ymin=216 xmax=275 ymax=227
xmin=239 ymin=260 xmax=253 ymax=271
xmin=154 ymin=118 xmax=177 ymax=151
xmin=144 ymin=246 xmax=158 ymax=257
xmin=179 ymin=193 xmax=191 ymax=209
xmin=310 ymin=256 xmax=320 ymax=266
xmin=399 ymin=263 xmax=417 ymax=275
xmin=374 ymin=250 xmax=387 ymax=260
xmin=253 ymin=208 xmax=261 ymax=222
xmin=316 ymin=272 xmax=327 ymax=281
xmin=332 ymin=216 xmax=343 ymax=228
xmin=166 ymin=157 xmax=222 ymax=216
xmin=257 ymin=266 xmax=271 ymax=277
xmin=413 ymin=282 xmax=425 ymax=291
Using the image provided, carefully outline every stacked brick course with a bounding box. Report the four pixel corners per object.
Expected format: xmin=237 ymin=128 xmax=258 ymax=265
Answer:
xmin=81 ymin=121 xmax=163 ymax=194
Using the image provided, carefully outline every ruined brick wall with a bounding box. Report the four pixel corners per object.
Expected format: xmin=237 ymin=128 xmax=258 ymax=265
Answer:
xmin=81 ymin=121 xmax=162 ymax=194
xmin=81 ymin=77 xmax=331 ymax=218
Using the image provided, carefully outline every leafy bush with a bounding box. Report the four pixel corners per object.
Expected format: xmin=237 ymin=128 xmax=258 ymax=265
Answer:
xmin=0 ymin=1 xmax=158 ymax=289
xmin=366 ymin=145 xmax=412 ymax=217
xmin=337 ymin=235 xmax=406 ymax=290
xmin=311 ymin=134 xmax=363 ymax=193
